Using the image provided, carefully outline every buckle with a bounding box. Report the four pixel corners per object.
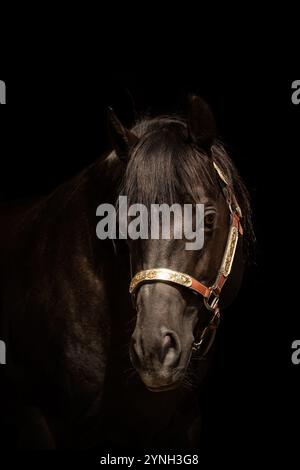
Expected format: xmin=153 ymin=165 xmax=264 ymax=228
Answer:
xmin=204 ymin=287 xmax=220 ymax=311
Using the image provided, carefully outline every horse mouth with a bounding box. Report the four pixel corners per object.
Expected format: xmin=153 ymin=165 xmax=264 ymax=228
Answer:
xmin=138 ymin=364 xmax=189 ymax=392
xmin=146 ymin=380 xmax=182 ymax=393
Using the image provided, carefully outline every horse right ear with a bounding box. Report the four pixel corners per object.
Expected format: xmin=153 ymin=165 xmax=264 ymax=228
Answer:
xmin=107 ymin=108 xmax=138 ymax=162
xmin=187 ymin=95 xmax=217 ymax=154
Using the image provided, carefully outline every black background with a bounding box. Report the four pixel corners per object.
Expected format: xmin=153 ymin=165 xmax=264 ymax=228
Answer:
xmin=0 ymin=49 xmax=299 ymax=465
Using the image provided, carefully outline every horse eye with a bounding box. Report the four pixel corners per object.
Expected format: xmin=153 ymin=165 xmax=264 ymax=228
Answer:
xmin=204 ymin=212 xmax=216 ymax=227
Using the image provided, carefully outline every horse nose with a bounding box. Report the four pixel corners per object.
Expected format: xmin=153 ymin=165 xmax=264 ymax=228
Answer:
xmin=131 ymin=329 xmax=181 ymax=369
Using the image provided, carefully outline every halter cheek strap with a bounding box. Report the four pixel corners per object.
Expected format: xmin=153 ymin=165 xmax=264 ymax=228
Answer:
xmin=129 ymin=162 xmax=244 ymax=355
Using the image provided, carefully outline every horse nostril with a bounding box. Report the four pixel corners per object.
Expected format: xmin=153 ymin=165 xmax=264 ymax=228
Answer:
xmin=130 ymin=337 xmax=141 ymax=369
xmin=161 ymin=331 xmax=181 ymax=367
xmin=163 ymin=333 xmax=174 ymax=350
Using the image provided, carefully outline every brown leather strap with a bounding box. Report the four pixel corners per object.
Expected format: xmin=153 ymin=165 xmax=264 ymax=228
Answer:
xmin=212 ymin=273 xmax=227 ymax=296
xmin=233 ymin=212 xmax=243 ymax=235
xmin=190 ymin=277 xmax=210 ymax=298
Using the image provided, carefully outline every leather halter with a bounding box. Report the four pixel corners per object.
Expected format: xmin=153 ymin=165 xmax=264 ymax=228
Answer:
xmin=129 ymin=162 xmax=243 ymax=356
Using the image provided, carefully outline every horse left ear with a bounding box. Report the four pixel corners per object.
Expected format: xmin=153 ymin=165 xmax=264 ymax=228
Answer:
xmin=187 ymin=95 xmax=217 ymax=154
xmin=107 ymin=108 xmax=138 ymax=162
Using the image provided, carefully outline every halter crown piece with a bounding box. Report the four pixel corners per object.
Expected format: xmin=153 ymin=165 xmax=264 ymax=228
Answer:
xmin=129 ymin=162 xmax=243 ymax=357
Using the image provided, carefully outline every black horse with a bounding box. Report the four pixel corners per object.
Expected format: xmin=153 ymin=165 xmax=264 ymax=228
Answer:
xmin=0 ymin=96 xmax=253 ymax=449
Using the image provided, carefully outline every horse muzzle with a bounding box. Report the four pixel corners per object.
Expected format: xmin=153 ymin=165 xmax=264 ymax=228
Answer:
xmin=130 ymin=328 xmax=188 ymax=391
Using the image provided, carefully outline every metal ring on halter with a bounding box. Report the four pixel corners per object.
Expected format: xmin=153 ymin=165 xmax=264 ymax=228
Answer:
xmin=204 ymin=287 xmax=220 ymax=312
xmin=192 ymin=328 xmax=216 ymax=354
xmin=192 ymin=309 xmax=221 ymax=355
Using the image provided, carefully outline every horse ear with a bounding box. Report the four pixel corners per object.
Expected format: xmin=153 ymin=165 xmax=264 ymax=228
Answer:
xmin=107 ymin=107 xmax=138 ymax=162
xmin=187 ymin=95 xmax=217 ymax=154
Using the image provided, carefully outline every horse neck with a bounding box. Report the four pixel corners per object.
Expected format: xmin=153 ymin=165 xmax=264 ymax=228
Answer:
xmin=6 ymin=152 xmax=124 ymax=270
xmin=53 ymin=152 xmax=124 ymax=258
xmin=82 ymin=152 xmax=123 ymax=203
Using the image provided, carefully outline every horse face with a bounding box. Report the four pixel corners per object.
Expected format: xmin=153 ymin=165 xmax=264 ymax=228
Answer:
xmin=128 ymin=189 xmax=229 ymax=391
xmin=108 ymin=96 xmax=248 ymax=391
